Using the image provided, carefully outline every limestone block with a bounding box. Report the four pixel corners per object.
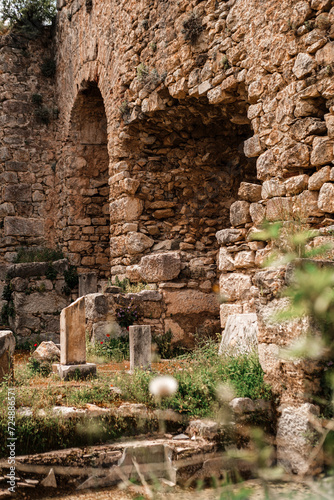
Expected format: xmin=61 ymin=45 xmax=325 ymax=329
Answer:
xmin=294 ymin=190 xmax=323 ymax=217
xmin=229 ymin=398 xmax=256 ymax=414
xmin=230 ymin=201 xmax=251 ymax=227
xmin=118 ymin=443 xmax=175 ymax=483
xmin=164 ymin=318 xmax=185 ymax=343
xmin=234 ymin=250 xmax=255 ymax=269
xmin=266 ymin=197 xmax=293 ymax=221
xmin=14 ymin=292 xmax=68 ymax=315
xmin=129 ymin=325 xmax=151 ymax=371
xmin=308 ymin=166 xmax=331 ymax=190
xmin=85 ymin=293 xmax=111 ymax=320
xmin=60 ymin=297 xmax=86 ymax=365
xmin=315 ymin=41 xmax=334 ymax=66
xmin=32 ymin=341 xmax=60 ymax=362
xmin=277 ymin=404 xmax=322 ymax=475
xmin=258 ymin=343 xmax=280 ymax=374
xmin=311 ymin=137 xmax=334 ymax=166
xmin=186 ymin=419 xmax=219 ymax=439
xmin=253 ymin=268 xmax=285 ymax=296
xmin=78 ymin=273 xmax=97 ymax=297
xmin=139 ymin=252 xmax=181 ymax=282
xmin=109 ymin=197 xmax=144 ymax=224
xmin=237 ymin=182 xmax=262 ymax=202
xmin=126 ymin=264 xmax=142 ymax=282
xmin=216 ymin=228 xmax=244 ymax=245
xmin=110 ymin=235 xmax=127 ymax=257
xmin=219 ymin=273 xmax=252 ymax=302
xmin=168 ymin=78 xmax=188 ymax=99
xmin=257 ymin=298 xmax=309 ymax=345
xmin=3 ymin=184 xmax=31 ymax=202
xmin=280 ymin=143 xmax=310 ymax=168
xmin=284 ymin=174 xmax=309 ymax=195
xmin=261 ymin=180 xmax=286 ymax=200
xmin=219 ymin=313 xmax=258 ymax=354
xmin=292 ymin=53 xmax=316 ymax=79
xmin=324 ymin=113 xmax=334 ymax=138
xmin=198 ymin=80 xmax=212 ymax=96
xmin=290 ymin=117 xmax=327 ymax=141
xmin=218 ymin=248 xmax=235 ymax=271
xmin=126 ymin=232 xmax=154 ymax=254
xmin=243 ymin=135 xmax=263 ymax=158
xmin=0 ymin=330 xmax=15 ymax=382
xmin=318 ymin=183 xmax=334 ymax=212
xmin=4 ymin=217 xmax=44 ymax=237
xmin=250 ymin=203 xmax=266 ymax=226
xmin=164 ymin=290 xmax=219 ymax=316
xmin=220 ymin=303 xmax=243 ymax=328
xmin=256 ymin=149 xmax=280 ymax=180
xmin=141 ymin=92 xmax=166 ymax=113
xmin=0 ymin=203 xmax=15 ymax=216
xmin=118 ymin=178 xmax=140 ymax=195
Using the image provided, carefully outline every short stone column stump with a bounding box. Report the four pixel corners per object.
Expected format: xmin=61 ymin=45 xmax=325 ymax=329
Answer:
xmin=129 ymin=325 xmax=151 ymax=372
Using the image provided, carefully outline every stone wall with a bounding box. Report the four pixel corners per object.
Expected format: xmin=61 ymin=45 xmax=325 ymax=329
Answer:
xmin=1 ymin=0 xmax=334 ymax=400
xmin=0 ymin=29 xmax=58 ymax=259
xmin=0 ymin=260 xmax=76 ymax=344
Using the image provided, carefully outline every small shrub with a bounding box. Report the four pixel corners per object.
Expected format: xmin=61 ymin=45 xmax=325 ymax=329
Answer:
xmin=41 ymin=57 xmax=56 ymax=77
xmin=45 ymin=263 xmax=57 ymax=281
xmin=14 ymin=247 xmax=64 ymax=263
xmin=27 ymin=357 xmax=52 ymax=377
xmin=119 ymin=100 xmax=130 ymax=118
xmin=114 ymin=276 xmax=148 ymax=293
xmin=137 ymin=62 xmax=149 ymax=81
xmin=88 ymin=336 xmax=130 ymax=363
xmin=116 ymin=302 xmax=139 ymax=328
xmin=64 ymin=265 xmax=79 ymax=290
xmin=34 ymin=106 xmax=50 ymax=124
xmin=152 ymin=329 xmax=174 ymax=359
xmin=32 ymin=93 xmax=43 ymax=105
xmin=182 ymin=13 xmax=203 ymax=44
xmin=149 ymin=42 xmax=157 ymax=52
xmin=1 ymin=0 xmax=56 ymax=37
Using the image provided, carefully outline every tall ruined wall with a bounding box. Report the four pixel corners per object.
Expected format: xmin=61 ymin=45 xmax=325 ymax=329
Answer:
xmin=55 ymin=0 xmax=334 ymax=352
xmin=0 ymin=30 xmax=58 ymax=259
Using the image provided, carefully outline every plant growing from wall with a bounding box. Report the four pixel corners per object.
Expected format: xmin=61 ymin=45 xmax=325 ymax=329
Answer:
xmin=1 ymin=281 xmax=15 ymax=326
xmin=62 ymin=265 xmax=79 ymax=295
xmin=116 ymin=302 xmax=139 ymax=329
xmin=40 ymin=56 xmax=56 ymax=77
xmin=1 ymin=0 xmax=56 ymax=37
xmin=181 ymin=12 xmax=203 ymax=44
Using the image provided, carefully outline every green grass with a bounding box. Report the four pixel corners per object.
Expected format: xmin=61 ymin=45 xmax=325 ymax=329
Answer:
xmin=115 ymin=340 xmax=273 ymax=418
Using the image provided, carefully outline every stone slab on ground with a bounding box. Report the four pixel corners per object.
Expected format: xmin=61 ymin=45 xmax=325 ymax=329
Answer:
xmin=32 ymin=341 xmax=60 ymax=362
xmin=219 ymin=313 xmax=258 ymax=355
xmin=53 ymin=363 xmax=97 ymax=381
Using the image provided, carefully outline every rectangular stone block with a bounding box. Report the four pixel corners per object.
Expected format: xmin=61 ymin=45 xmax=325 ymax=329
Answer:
xmin=219 ymin=313 xmax=258 ymax=355
xmin=129 ymin=325 xmax=151 ymax=371
xmin=4 ymin=217 xmax=44 ymax=237
xmin=60 ymin=297 xmax=86 ymax=365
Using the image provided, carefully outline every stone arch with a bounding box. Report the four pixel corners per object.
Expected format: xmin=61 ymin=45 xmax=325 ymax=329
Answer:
xmin=57 ymin=81 xmax=110 ymax=278
xmin=109 ymin=83 xmax=257 ymax=344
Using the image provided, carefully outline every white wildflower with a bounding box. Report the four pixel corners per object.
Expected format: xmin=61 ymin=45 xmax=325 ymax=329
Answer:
xmin=149 ymin=375 xmax=178 ymax=398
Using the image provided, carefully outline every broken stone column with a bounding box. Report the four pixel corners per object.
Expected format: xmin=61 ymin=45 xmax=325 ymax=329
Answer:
xmin=129 ymin=325 xmax=151 ymax=371
xmin=53 ymin=297 xmax=96 ymax=380
xmin=0 ymin=330 xmax=15 ymax=382
xmin=219 ymin=313 xmax=258 ymax=355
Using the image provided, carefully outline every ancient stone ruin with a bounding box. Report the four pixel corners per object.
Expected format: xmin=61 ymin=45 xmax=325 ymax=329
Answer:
xmin=1 ymin=0 xmax=334 ymax=474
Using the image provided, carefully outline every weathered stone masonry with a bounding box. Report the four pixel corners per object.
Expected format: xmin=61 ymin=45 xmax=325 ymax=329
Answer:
xmin=2 ymin=0 xmax=334 ymax=409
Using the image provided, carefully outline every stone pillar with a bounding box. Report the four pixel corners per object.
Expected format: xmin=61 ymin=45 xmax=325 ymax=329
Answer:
xmin=129 ymin=325 xmax=151 ymax=371
xmin=78 ymin=272 xmax=98 ymax=297
xmin=60 ymin=297 xmax=86 ymax=365
xmin=54 ymin=297 xmax=96 ymax=380
xmin=0 ymin=331 xmax=15 ymax=382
